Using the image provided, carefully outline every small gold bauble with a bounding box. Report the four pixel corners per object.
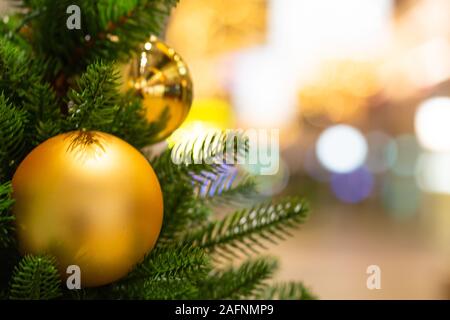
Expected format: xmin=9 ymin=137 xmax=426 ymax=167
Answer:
xmin=126 ymin=35 xmax=193 ymax=141
xmin=12 ymin=131 xmax=164 ymax=287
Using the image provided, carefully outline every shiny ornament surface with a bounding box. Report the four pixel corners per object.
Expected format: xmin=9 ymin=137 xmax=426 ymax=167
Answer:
xmin=126 ymin=35 xmax=193 ymax=141
xmin=12 ymin=131 xmax=163 ymax=287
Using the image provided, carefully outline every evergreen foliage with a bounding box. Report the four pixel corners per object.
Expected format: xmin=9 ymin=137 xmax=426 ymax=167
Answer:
xmin=254 ymin=282 xmax=317 ymax=300
xmin=0 ymin=181 xmax=15 ymax=248
xmin=197 ymin=257 xmax=278 ymax=299
xmin=184 ymin=197 xmax=309 ymax=258
xmin=0 ymin=0 xmax=315 ymax=300
xmin=9 ymin=255 xmax=61 ymax=300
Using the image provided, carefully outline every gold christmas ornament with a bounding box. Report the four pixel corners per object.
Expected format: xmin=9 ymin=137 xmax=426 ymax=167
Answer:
xmin=126 ymin=35 xmax=193 ymax=141
xmin=12 ymin=131 xmax=164 ymax=287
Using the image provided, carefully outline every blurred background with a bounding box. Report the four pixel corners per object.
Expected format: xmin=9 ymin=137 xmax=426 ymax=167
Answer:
xmin=2 ymin=0 xmax=450 ymax=299
xmin=163 ymin=0 xmax=450 ymax=299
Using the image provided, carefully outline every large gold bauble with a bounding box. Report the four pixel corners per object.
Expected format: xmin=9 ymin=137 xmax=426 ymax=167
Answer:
xmin=12 ymin=131 xmax=164 ymax=287
xmin=126 ymin=35 xmax=193 ymax=141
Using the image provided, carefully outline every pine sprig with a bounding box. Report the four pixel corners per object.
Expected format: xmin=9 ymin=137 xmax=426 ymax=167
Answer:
xmin=0 ymin=38 xmax=57 ymax=109
xmin=64 ymin=62 xmax=168 ymax=146
xmin=0 ymin=13 xmax=30 ymax=47
xmin=9 ymin=255 xmax=61 ymax=300
xmin=66 ymin=61 xmax=120 ymax=131
xmin=96 ymin=246 xmax=210 ymax=300
xmin=109 ymin=94 xmax=170 ymax=149
xmin=124 ymin=278 xmax=198 ymax=300
xmin=151 ymin=139 xmax=221 ymax=184
xmin=0 ymin=38 xmax=61 ymax=150
xmin=19 ymin=0 xmax=178 ymax=77
xmin=254 ymin=282 xmax=317 ymax=300
xmin=184 ymin=197 xmax=309 ymax=259
xmin=77 ymin=277 xmax=199 ymax=300
xmin=0 ymin=37 xmax=33 ymax=106
xmin=153 ymin=132 xmax=252 ymax=243
xmin=0 ymin=182 xmax=15 ymax=249
xmin=193 ymin=169 xmax=258 ymax=205
xmin=158 ymin=181 xmax=211 ymax=243
xmin=0 ymin=182 xmax=13 ymax=212
xmin=24 ymin=83 xmax=61 ymax=147
xmin=0 ymin=95 xmax=28 ymax=180
xmin=197 ymin=257 xmax=278 ymax=300
xmin=125 ymin=245 xmax=211 ymax=282
xmin=92 ymin=0 xmax=179 ymax=63
xmin=152 ymin=131 xmax=249 ymax=186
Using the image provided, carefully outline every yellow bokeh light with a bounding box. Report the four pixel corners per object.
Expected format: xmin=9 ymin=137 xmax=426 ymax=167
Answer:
xmin=167 ymin=98 xmax=235 ymax=147
xmin=298 ymin=60 xmax=380 ymax=124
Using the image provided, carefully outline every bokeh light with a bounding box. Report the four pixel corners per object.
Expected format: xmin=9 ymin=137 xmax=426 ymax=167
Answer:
xmin=167 ymin=98 xmax=235 ymax=147
xmin=299 ymin=59 xmax=380 ymax=125
xmin=382 ymin=175 xmax=420 ymax=220
xmin=231 ymin=47 xmax=297 ymax=128
xmin=330 ymin=166 xmax=374 ymax=203
xmin=416 ymin=152 xmax=450 ymax=195
xmin=247 ymin=158 xmax=290 ymax=197
xmin=415 ymin=96 xmax=450 ymax=152
xmin=365 ymin=131 xmax=397 ymax=174
xmin=391 ymin=135 xmax=420 ymax=177
xmin=181 ymin=98 xmax=235 ymax=130
xmin=316 ymin=125 xmax=368 ymax=173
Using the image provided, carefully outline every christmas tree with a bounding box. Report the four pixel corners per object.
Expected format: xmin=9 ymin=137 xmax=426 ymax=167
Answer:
xmin=0 ymin=0 xmax=314 ymax=300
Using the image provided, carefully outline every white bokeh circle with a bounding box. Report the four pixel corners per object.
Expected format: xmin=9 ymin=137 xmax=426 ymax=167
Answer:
xmin=316 ymin=125 xmax=368 ymax=173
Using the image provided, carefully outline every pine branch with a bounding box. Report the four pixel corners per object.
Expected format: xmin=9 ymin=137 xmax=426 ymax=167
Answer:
xmin=125 ymin=245 xmax=211 ymax=282
xmin=24 ymin=82 xmax=61 ymax=146
xmin=125 ymin=278 xmax=199 ymax=300
xmin=193 ymin=168 xmax=258 ymax=205
xmin=64 ymin=61 xmax=167 ymax=146
xmin=184 ymin=197 xmax=309 ymax=259
xmin=109 ymin=94 xmax=169 ymax=149
xmin=24 ymin=0 xmax=178 ymax=78
xmin=0 ymin=95 xmax=28 ymax=180
xmin=0 ymin=38 xmax=61 ymax=148
xmin=90 ymin=0 xmax=179 ymax=63
xmin=67 ymin=277 xmax=199 ymax=300
xmin=152 ymin=131 xmax=249 ymax=187
xmin=0 ymin=12 xmax=31 ymax=48
xmin=0 ymin=37 xmax=37 ymax=107
xmin=65 ymin=61 xmax=120 ymax=130
xmin=153 ymin=132 xmax=258 ymax=244
xmin=0 ymin=37 xmax=57 ymax=109
xmin=0 ymin=182 xmax=14 ymax=212
xmin=9 ymin=255 xmax=61 ymax=300
xmin=197 ymin=257 xmax=278 ymax=300
xmin=254 ymin=282 xmax=317 ymax=300
xmin=151 ymin=140 xmax=221 ymax=184
xmin=152 ymin=132 xmax=248 ymax=243
xmin=75 ymin=245 xmax=211 ymax=300
xmin=0 ymin=182 xmax=15 ymax=249
xmin=158 ymin=181 xmax=211 ymax=243
xmin=169 ymin=130 xmax=249 ymax=171
xmin=21 ymin=0 xmax=90 ymax=74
